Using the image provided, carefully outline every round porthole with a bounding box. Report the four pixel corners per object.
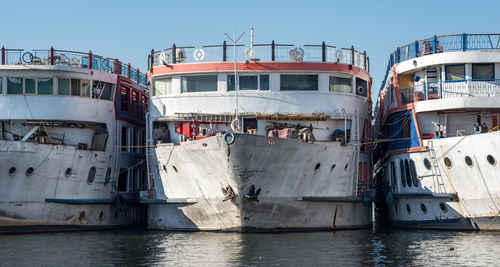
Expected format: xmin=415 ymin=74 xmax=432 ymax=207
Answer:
xmin=64 ymin=168 xmax=72 ymax=177
xmin=439 ymin=202 xmax=448 ymax=213
xmin=464 ymin=156 xmax=473 ymax=167
xmin=423 ymin=158 xmax=431 ymax=170
xmin=357 ymin=86 xmax=364 ymax=95
xmin=87 ymin=166 xmax=96 ymax=184
xmin=330 ymin=164 xmax=336 ymax=171
xmin=406 ymin=204 xmax=411 ymax=214
xmin=8 ymin=167 xmax=16 ymax=175
xmin=420 ymin=203 xmax=428 ymax=214
xmin=104 ymin=168 xmax=111 ymax=185
xmin=25 ymin=167 xmax=34 ymax=176
xmin=487 ymin=155 xmax=496 ymax=166
xmin=314 ymin=163 xmax=321 ymax=171
xmin=444 ymin=157 xmax=452 ymax=168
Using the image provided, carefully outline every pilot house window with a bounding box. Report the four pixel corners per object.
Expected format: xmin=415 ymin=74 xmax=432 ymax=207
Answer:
xmin=181 ymin=75 xmax=217 ymax=93
xmin=121 ymin=86 xmax=130 ymax=113
xmin=445 ymin=64 xmax=465 ymax=81
xmin=153 ymin=77 xmax=172 ymax=96
xmin=280 ymin=75 xmax=318 ymax=90
xmin=329 ymin=76 xmax=352 ymax=93
xmin=7 ymin=78 xmax=23 ymax=94
xmin=472 ymin=63 xmax=494 ymax=80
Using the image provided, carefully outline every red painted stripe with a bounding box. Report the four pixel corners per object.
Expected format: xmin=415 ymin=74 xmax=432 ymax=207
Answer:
xmin=151 ymin=62 xmax=370 ymax=80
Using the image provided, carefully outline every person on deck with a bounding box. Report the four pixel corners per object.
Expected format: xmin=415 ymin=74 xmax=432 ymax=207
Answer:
xmin=473 ymin=122 xmax=480 ymax=133
xmin=481 ymin=122 xmax=489 ymax=133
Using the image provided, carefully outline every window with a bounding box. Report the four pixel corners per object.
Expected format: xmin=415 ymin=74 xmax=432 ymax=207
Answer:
xmin=121 ymin=127 xmax=127 ymax=152
xmin=390 ymin=161 xmax=396 ymax=186
xmin=141 ymin=95 xmax=147 ymax=117
xmin=330 ymin=76 xmax=352 ymax=93
xmin=445 ymin=64 xmax=465 ymax=81
xmin=399 ymin=159 xmax=406 ymax=187
xmin=58 ymin=78 xmax=70 ymax=95
xmin=38 ymin=78 xmax=53 ymax=95
xmin=117 ymin=169 xmax=128 ymax=192
xmin=280 ymin=75 xmax=318 ymax=90
xmin=410 ymin=160 xmax=418 ymax=187
xmin=7 ymin=77 xmax=23 ymax=94
xmin=181 ymin=75 xmax=217 ymax=93
xmin=120 ymin=86 xmax=130 ymax=113
xmin=92 ymin=81 xmax=114 ymax=100
xmin=260 ymin=75 xmax=269 ymax=90
xmin=25 ymin=78 xmax=36 ymax=94
xmin=81 ymin=80 xmax=90 ymax=97
xmin=132 ymin=91 xmax=139 ymax=116
xmin=153 ymin=77 xmax=172 ymax=96
xmin=227 ymin=75 xmax=258 ymax=91
xmin=404 ymin=160 xmax=412 ymax=187
xmin=472 ymin=63 xmax=494 ymax=80
xmin=71 ymin=79 xmax=80 ymax=96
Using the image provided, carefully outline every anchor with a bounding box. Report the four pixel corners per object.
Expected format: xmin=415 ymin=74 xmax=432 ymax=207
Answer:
xmin=221 ymin=185 xmax=237 ymax=201
xmin=244 ymin=184 xmax=261 ymax=202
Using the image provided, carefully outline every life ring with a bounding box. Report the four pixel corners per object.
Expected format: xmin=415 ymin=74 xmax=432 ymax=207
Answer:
xmin=385 ymin=192 xmax=394 ymax=205
xmin=224 ymin=132 xmax=236 ymax=145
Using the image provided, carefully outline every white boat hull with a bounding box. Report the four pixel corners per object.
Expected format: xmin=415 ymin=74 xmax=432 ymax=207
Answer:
xmin=148 ymin=134 xmax=372 ymax=231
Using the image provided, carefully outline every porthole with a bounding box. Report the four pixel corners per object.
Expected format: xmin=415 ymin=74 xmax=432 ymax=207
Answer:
xmin=443 ymin=157 xmax=452 ymax=168
xmin=99 ymin=211 xmax=104 ymax=221
xmin=314 ymin=163 xmax=321 ymax=171
xmin=406 ymin=203 xmax=411 ymax=214
xmin=25 ymin=167 xmax=34 ymax=176
xmin=344 ymin=164 xmax=348 ymax=171
xmin=87 ymin=166 xmax=96 ymax=184
xmin=8 ymin=167 xmax=16 ymax=175
xmin=464 ymin=156 xmax=473 ymax=167
xmin=64 ymin=168 xmax=72 ymax=177
xmin=439 ymin=202 xmax=448 ymax=213
xmin=487 ymin=155 xmax=496 ymax=166
xmin=104 ymin=168 xmax=111 ymax=185
xmin=423 ymin=158 xmax=431 ymax=170
xmin=420 ymin=203 xmax=428 ymax=214
xmin=330 ymin=164 xmax=336 ymax=171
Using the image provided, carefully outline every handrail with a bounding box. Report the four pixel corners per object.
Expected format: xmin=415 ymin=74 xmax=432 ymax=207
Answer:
xmin=0 ymin=46 xmax=147 ymax=86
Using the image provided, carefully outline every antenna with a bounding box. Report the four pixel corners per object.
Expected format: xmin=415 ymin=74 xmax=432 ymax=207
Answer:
xmin=225 ymin=29 xmax=245 ymax=132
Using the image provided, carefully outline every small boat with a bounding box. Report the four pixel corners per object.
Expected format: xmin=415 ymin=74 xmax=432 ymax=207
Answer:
xmin=0 ymin=47 xmax=148 ymax=232
xmin=374 ymin=33 xmax=500 ymax=230
xmin=143 ymin=30 xmax=375 ymax=231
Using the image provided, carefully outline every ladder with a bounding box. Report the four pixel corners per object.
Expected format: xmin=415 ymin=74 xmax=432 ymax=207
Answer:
xmin=427 ymin=140 xmax=446 ymax=193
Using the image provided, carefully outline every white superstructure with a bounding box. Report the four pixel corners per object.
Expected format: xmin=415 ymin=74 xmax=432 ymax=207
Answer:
xmin=0 ymin=47 xmax=148 ymax=232
xmin=144 ymin=39 xmax=374 ymax=231
xmin=374 ymin=34 xmax=500 ymax=230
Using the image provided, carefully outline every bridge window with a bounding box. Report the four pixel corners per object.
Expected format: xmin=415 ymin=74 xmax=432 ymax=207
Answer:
xmin=445 ymin=64 xmax=465 ymax=81
xmin=329 ymin=76 xmax=352 ymax=93
xmin=58 ymin=78 xmax=70 ymax=95
xmin=228 ymin=75 xmax=258 ymax=91
xmin=25 ymin=78 xmax=36 ymax=94
xmin=153 ymin=77 xmax=172 ymax=96
xmin=81 ymin=80 xmax=90 ymax=97
xmin=260 ymin=75 xmax=269 ymax=90
xmin=181 ymin=75 xmax=217 ymax=93
xmin=472 ymin=63 xmax=494 ymax=80
xmin=280 ymin=75 xmax=318 ymax=91
xmin=132 ymin=91 xmax=139 ymax=116
xmin=92 ymin=81 xmax=114 ymax=100
xmin=38 ymin=78 xmax=53 ymax=95
xmin=71 ymin=79 xmax=80 ymax=96
xmin=7 ymin=77 xmax=23 ymax=94
xmin=120 ymin=86 xmax=130 ymax=113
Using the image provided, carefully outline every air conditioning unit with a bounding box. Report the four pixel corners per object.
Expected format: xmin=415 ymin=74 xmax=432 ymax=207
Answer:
xmin=176 ymin=48 xmax=186 ymax=63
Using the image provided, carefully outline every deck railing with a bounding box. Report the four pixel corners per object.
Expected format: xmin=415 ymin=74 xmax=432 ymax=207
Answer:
xmin=150 ymin=41 xmax=369 ymax=71
xmin=0 ymin=46 xmax=147 ymax=86
xmin=401 ymin=79 xmax=500 ymax=104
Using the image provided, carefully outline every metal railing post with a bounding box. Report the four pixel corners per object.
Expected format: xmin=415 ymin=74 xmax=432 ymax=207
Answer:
xmin=462 ymin=33 xmax=467 ymax=51
xmin=88 ymin=50 xmax=93 ymax=69
xmin=321 ymin=41 xmax=326 ymax=62
xmin=351 ymin=45 xmax=355 ymax=65
xmin=172 ymin=44 xmax=177 ymax=64
xmin=50 ymin=46 xmax=54 ymax=65
xmin=415 ymin=41 xmax=419 ymax=57
xmin=223 ymin=41 xmax=227 ymax=62
xmin=1 ymin=46 xmax=4 ymax=65
xmin=137 ymin=68 xmax=140 ymax=82
xmin=396 ymin=47 xmax=400 ymax=63
xmin=128 ymin=63 xmax=131 ymax=78
xmin=271 ymin=40 xmax=275 ymax=61
xmin=433 ymin=35 xmax=437 ymax=54
xmin=363 ymin=51 xmax=367 ymax=70
xmin=149 ymin=49 xmax=154 ymax=72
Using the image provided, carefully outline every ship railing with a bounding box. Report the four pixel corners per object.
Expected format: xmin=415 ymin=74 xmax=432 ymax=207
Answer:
xmin=1 ymin=46 xmax=148 ymax=86
xmin=401 ymin=79 xmax=500 ymax=104
xmin=150 ymin=42 xmax=369 ymax=71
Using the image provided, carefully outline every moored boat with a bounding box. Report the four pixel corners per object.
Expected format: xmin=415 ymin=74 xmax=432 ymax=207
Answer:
xmin=374 ymin=33 xmax=500 ymax=230
xmin=143 ymin=32 xmax=375 ymax=231
xmin=0 ymin=47 xmax=148 ymax=232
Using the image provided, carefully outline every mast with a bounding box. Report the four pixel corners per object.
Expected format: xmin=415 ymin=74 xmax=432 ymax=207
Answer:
xmin=225 ymin=30 xmax=245 ymax=130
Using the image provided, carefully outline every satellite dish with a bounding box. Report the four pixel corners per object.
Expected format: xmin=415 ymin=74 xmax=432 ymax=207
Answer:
xmin=335 ymin=50 xmax=343 ymax=62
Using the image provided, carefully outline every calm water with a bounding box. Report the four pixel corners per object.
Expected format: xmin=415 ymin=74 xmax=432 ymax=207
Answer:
xmin=1 ymin=229 xmax=500 ymax=266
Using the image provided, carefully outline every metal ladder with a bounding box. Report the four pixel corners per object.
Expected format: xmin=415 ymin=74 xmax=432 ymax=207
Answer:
xmin=427 ymin=140 xmax=446 ymax=193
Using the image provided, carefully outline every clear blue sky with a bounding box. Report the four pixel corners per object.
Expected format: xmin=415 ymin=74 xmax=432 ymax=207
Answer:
xmin=2 ymin=0 xmax=499 ymax=102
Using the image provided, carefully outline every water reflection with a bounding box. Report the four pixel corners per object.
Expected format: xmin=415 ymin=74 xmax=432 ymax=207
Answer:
xmin=1 ymin=229 xmax=500 ymax=266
